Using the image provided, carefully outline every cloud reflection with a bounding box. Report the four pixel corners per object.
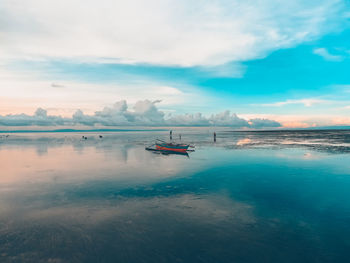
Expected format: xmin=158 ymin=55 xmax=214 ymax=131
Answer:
xmin=1 ymin=131 xmax=350 ymax=262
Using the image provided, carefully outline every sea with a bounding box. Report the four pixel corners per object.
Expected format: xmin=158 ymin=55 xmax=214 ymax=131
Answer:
xmin=0 ymin=129 xmax=350 ymax=263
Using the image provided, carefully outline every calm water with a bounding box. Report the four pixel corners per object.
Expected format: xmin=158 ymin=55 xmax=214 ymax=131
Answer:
xmin=1 ymin=130 xmax=350 ymax=262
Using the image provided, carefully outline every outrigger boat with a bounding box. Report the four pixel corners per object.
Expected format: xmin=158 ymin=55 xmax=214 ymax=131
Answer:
xmin=146 ymin=139 xmax=194 ymax=154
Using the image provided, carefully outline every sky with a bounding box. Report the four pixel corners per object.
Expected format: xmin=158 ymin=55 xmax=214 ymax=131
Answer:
xmin=1 ymin=0 xmax=350 ymax=128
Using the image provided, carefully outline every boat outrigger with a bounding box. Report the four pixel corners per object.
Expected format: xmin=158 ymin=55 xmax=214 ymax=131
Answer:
xmin=145 ymin=139 xmax=194 ymax=154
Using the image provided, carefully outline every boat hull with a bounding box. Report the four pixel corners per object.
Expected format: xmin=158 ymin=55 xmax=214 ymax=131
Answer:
xmin=156 ymin=144 xmax=189 ymax=153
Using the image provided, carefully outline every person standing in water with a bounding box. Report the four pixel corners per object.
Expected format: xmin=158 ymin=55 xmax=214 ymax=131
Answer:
xmin=214 ymin=132 xmax=216 ymax=142
xmin=179 ymin=134 xmax=181 ymax=140
xmin=170 ymin=130 xmax=173 ymax=140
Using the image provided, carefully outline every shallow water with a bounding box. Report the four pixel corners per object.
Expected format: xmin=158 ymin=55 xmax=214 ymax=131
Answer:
xmin=1 ymin=130 xmax=350 ymax=262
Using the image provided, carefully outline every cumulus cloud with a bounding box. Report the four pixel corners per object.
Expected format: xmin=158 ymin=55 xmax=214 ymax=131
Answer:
xmin=167 ymin=112 xmax=210 ymax=126
xmin=0 ymin=108 xmax=67 ymax=126
xmin=70 ymin=100 xmax=164 ymax=126
xmin=0 ymin=0 xmax=347 ymax=66
xmin=249 ymin=118 xmax=281 ymax=128
xmin=0 ymin=100 xmax=281 ymax=128
xmin=209 ymin=111 xmax=250 ymax=127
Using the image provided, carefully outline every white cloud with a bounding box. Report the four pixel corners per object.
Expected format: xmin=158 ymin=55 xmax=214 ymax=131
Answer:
xmin=209 ymin=111 xmax=250 ymax=127
xmin=71 ymin=100 xmax=166 ymax=126
xmin=167 ymin=110 xmax=252 ymax=127
xmin=313 ymin=48 xmax=344 ymax=61
xmin=0 ymin=65 xmax=206 ymax=116
xmin=0 ymin=108 xmax=67 ymax=126
xmin=0 ymin=0 xmax=347 ymax=67
xmin=0 ymin=100 xmax=281 ymax=128
xmin=155 ymin=86 xmax=183 ymax=96
xmin=261 ymin=98 xmax=330 ymax=107
xmin=167 ymin=113 xmax=210 ymax=126
xmin=249 ymin=118 xmax=281 ymax=128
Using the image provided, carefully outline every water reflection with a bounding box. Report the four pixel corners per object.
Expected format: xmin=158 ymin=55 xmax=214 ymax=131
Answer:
xmin=1 ymin=131 xmax=350 ymax=262
xmin=0 ymin=193 xmax=256 ymax=263
xmin=236 ymin=138 xmax=252 ymax=145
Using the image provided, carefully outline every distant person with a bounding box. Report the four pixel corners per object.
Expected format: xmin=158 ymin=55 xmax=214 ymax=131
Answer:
xmin=179 ymin=134 xmax=181 ymax=140
xmin=170 ymin=130 xmax=173 ymax=140
xmin=214 ymin=132 xmax=216 ymax=142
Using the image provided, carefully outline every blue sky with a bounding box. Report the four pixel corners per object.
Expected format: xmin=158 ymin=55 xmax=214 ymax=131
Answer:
xmin=1 ymin=0 xmax=350 ymax=128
